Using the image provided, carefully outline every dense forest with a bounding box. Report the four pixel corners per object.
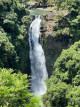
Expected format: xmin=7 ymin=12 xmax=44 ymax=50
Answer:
xmin=0 ymin=0 xmax=80 ymax=106
xmin=0 ymin=0 xmax=40 ymax=106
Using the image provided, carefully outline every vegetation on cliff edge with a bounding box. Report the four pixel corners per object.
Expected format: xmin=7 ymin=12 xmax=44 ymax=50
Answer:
xmin=43 ymin=41 xmax=80 ymax=107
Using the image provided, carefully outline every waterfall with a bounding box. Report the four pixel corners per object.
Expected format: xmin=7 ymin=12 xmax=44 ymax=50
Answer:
xmin=29 ymin=15 xmax=48 ymax=96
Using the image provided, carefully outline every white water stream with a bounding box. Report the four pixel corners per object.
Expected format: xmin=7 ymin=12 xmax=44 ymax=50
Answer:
xmin=29 ymin=15 xmax=48 ymax=96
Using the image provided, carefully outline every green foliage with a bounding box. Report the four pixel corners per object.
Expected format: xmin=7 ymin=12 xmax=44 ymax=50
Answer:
xmin=67 ymin=86 xmax=80 ymax=107
xmin=0 ymin=68 xmax=41 ymax=107
xmin=0 ymin=0 xmax=31 ymax=73
xmin=54 ymin=41 xmax=80 ymax=84
xmin=54 ymin=0 xmax=80 ymax=42
xmin=43 ymin=82 xmax=68 ymax=107
xmin=0 ymin=31 xmax=16 ymax=68
xmin=35 ymin=0 xmax=53 ymax=7
xmin=55 ymin=0 xmax=80 ymax=11
xmin=55 ymin=0 xmax=67 ymax=10
xmin=43 ymin=41 xmax=80 ymax=107
xmin=21 ymin=15 xmax=31 ymax=26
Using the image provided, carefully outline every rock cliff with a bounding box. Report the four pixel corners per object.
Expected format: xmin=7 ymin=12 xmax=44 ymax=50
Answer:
xmin=40 ymin=11 xmax=69 ymax=77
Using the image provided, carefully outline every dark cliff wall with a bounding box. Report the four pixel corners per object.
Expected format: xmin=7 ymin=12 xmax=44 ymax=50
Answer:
xmin=40 ymin=12 xmax=69 ymax=77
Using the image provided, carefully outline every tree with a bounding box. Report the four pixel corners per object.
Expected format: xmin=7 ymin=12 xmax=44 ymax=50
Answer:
xmin=0 ymin=30 xmax=16 ymax=68
xmin=43 ymin=82 xmax=68 ymax=107
xmin=43 ymin=41 xmax=80 ymax=107
xmin=67 ymin=86 xmax=80 ymax=107
xmin=35 ymin=0 xmax=53 ymax=7
xmin=0 ymin=0 xmax=31 ymax=73
xmin=54 ymin=40 xmax=80 ymax=84
xmin=54 ymin=0 xmax=80 ymax=42
xmin=0 ymin=68 xmax=41 ymax=107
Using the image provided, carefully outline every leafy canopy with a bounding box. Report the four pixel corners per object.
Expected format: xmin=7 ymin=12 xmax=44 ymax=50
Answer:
xmin=43 ymin=41 xmax=80 ymax=107
xmin=0 ymin=0 xmax=31 ymax=73
xmin=0 ymin=68 xmax=41 ymax=107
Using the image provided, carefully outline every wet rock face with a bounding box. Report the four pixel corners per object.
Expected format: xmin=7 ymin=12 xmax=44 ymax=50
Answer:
xmin=40 ymin=12 xmax=68 ymax=77
xmin=28 ymin=2 xmax=39 ymax=9
xmin=42 ymin=36 xmax=66 ymax=77
xmin=40 ymin=22 xmax=47 ymax=32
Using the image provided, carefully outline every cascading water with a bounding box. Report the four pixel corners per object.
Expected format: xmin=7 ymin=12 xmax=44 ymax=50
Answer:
xmin=29 ymin=15 xmax=48 ymax=96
